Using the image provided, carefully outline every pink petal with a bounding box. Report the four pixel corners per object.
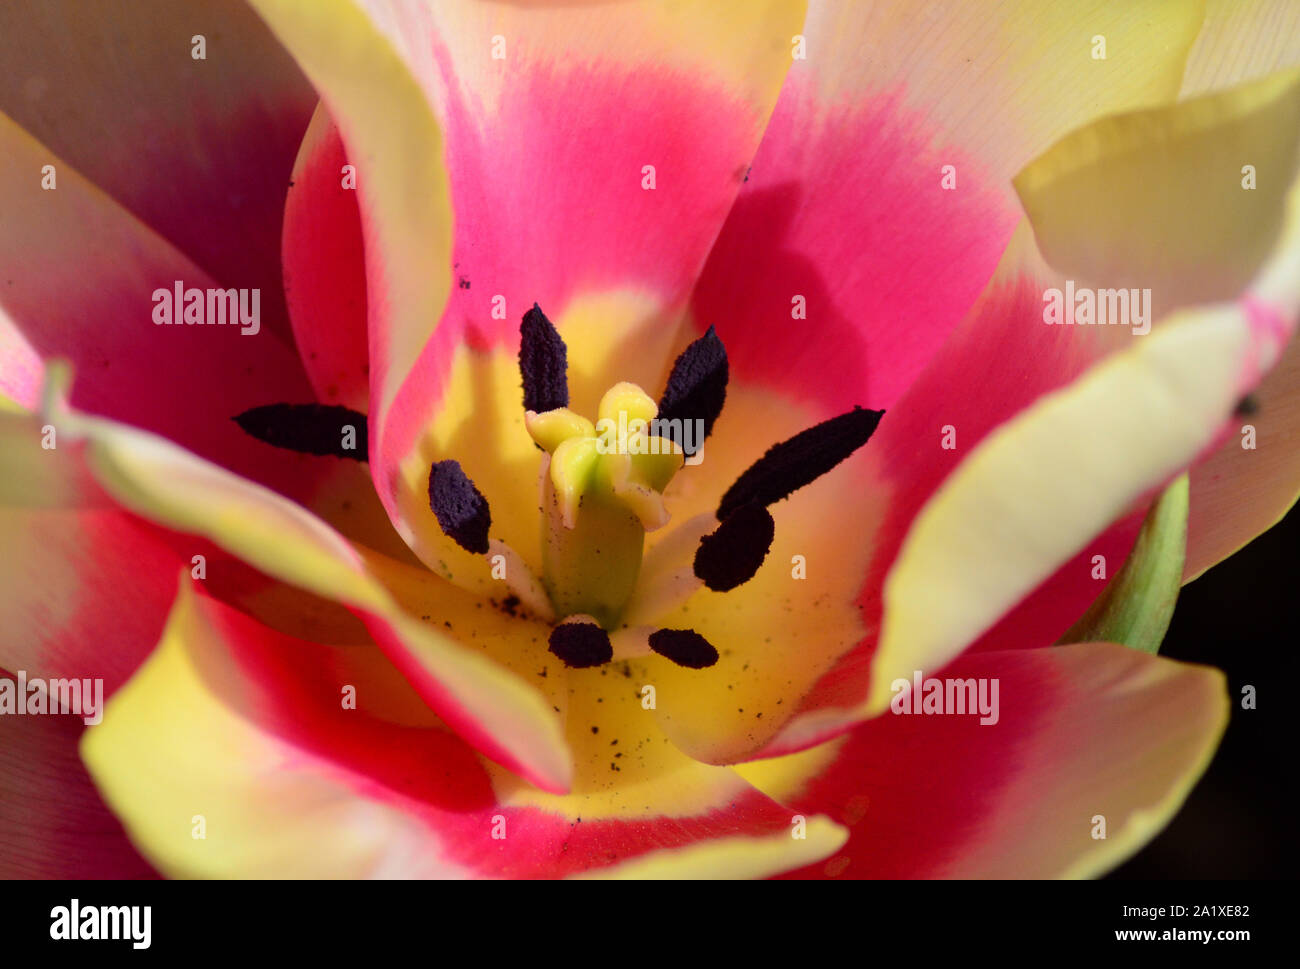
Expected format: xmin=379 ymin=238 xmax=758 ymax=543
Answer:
xmin=282 ymin=103 xmax=370 ymax=412
xmin=0 ymin=0 xmax=316 ymax=342
xmin=747 ymin=643 xmax=1227 ymax=878
xmin=0 ymin=675 xmax=157 ymax=878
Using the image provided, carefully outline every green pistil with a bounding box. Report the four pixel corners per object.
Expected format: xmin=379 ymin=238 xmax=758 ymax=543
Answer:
xmin=528 ymin=382 xmax=684 ymax=628
xmin=541 ymin=474 xmax=645 ymax=628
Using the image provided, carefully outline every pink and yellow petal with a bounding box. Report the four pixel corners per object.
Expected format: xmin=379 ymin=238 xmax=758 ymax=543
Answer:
xmin=624 ymin=3 xmax=1226 ymax=762
xmin=82 ymin=580 xmax=493 ymax=877
xmin=46 ymin=390 xmax=572 ymax=794
xmin=0 ymin=403 xmax=381 ymax=698
xmin=0 ymin=0 xmax=315 ymax=342
xmin=463 ymin=655 xmax=847 ymax=879
xmin=570 ymin=819 xmax=845 ymax=880
xmin=740 ymin=643 xmax=1227 ymax=879
xmin=84 ymin=581 xmax=844 ymax=878
xmin=255 ymin=0 xmax=805 ymax=586
xmin=0 ymin=110 xmax=316 ymax=468
xmin=1184 ymin=328 xmax=1300 ymax=579
xmin=0 ymin=310 xmax=42 ymax=412
xmin=891 ymin=68 xmax=1300 ymax=671
xmin=629 ymin=385 xmax=873 ymax=766
xmin=869 ymin=303 xmax=1267 ymax=714
xmin=250 ymin=0 xmax=454 ymax=429
xmin=846 ymin=0 xmax=1204 ymax=201
xmin=249 ymin=0 xmax=465 ymax=585
xmin=1181 ymin=166 xmax=1300 ymax=579
xmin=961 ymin=509 xmax=1146 ymax=655
xmin=690 ymin=0 xmax=1204 ymax=417
xmin=1013 ymin=66 xmax=1300 ymax=577
xmin=0 ymin=107 xmax=394 ymax=548
xmin=0 ymin=404 xmax=177 ymax=876
xmin=757 ymin=63 xmax=1300 ymax=744
xmin=0 ymin=412 xmax=181 ymax=696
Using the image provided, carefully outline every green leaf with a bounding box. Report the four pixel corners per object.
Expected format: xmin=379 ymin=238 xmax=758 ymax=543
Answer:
xmin=1057 ymin=474 xmax=1189 ymax=654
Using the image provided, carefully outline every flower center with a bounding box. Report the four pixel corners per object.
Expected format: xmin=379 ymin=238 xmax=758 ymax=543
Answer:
xmin=233 ymin=302 xmax=886 ymax=674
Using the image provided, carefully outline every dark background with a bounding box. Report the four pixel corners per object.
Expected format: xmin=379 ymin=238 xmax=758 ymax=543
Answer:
xmin=1110 ymin=504 xmax=1296 ymax=879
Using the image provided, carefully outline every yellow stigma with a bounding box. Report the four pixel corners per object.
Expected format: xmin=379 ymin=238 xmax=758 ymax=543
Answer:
xmin=526 ymin=381 xmax=684 ymax=532
xmin=524 ymin=407 xmax=595 ymax=454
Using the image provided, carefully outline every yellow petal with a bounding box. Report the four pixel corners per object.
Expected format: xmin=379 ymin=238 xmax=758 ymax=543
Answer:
xmin=1014 ymin=66 xmax=1300 ymax=309
xmin=1181 ymin=0 xmax=1300 ymax=97
xmin=82 ymin=578 xmax=484 ymax=877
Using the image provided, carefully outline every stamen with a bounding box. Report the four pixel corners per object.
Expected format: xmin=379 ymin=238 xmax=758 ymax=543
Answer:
xmin=486 ymin=538 xmax=556 ymax=623
xmin=693 ymin=502 xmax=775 ymax=591
xmin=428 ymin=459 xmax=491 ymax=554
xmin=519 ymin=303 xmax=569 ymax=413
xmin=717 ymin=406 xmax=885 ymax=519
xmin=548 ymin=617 xmax=613 ymax=668
xmin=619 ymin=513 xmax=715 ymax=628
xmin=232 ymin=403 xmax=368 ymax=460
xmin=657 ymin=325 xmax=728 ymax=454
xmin=648 ymin=628 xmax=719 ymax=669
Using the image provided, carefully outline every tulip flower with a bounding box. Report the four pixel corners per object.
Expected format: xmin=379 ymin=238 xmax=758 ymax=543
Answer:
xmin=1 ymin=0 xmax=1298 ymax=879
